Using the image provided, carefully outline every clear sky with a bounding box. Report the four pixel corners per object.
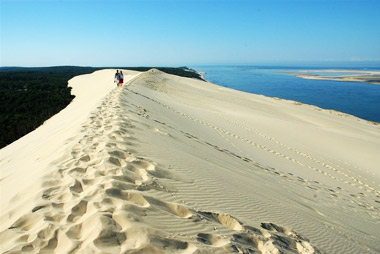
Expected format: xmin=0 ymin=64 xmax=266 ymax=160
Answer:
xmin=1 ymin=0 xmax=380 ymax=67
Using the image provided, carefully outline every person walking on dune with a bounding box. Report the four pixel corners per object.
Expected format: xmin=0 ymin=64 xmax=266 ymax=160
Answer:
xmin=114 ymin=70 xmax=120 ymax=86
xmin=118 ymin=71 xmax=124 ymax=87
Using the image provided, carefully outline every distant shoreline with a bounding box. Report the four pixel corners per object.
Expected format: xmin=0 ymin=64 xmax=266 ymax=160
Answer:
xmin=287 ymin=69 xmax=380 ymax=85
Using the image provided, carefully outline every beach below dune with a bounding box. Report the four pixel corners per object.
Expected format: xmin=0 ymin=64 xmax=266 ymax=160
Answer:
xmin=1 ymin=69 xmax=380 ymax=253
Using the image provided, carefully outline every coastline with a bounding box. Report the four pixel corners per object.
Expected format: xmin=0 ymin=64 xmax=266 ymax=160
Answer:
xmin=197 ymin=66 xmax=380 ymax=123
xmin=1 ymin=69 xmax=379 ymax=253
xmin=288 ymin=69 xmax=380 ymax=85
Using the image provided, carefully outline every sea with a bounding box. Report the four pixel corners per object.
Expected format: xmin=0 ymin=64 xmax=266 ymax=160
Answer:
xmin=192 ymin=66 xmax=380 ymax=123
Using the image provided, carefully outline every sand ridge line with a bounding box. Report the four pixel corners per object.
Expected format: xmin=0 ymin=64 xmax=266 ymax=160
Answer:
xmin=3 ymin=68 xmax=379 ymax=253
xmin=124 ymin=85 xmax=380 ymax=218
xmin=123 ymin=70 xmax=379 ymax=253
xmin=1 ymin=81 xmax=321 ymax=253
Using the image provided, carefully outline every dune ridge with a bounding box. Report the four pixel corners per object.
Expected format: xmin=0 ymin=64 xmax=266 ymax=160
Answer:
xmin=1 ymin=69 xmax=380 ymax=253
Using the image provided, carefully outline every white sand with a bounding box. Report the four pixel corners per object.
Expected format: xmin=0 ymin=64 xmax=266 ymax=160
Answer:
xmin=290 ymin=69 xmax=380 ymax=85
xmin=1 ymin=69 xmax=379 ymax=253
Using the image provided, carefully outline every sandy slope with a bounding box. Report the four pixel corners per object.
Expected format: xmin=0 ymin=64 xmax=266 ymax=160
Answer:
xmin=1 ymin=69 xmax=380 ymax=253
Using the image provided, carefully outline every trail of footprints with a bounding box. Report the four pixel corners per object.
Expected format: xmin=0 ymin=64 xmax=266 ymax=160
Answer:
xmin=126 ymin=87 xmax=380 ymax=218
xmin=1 ymin=86 xmax=321 ymax=253
xmin=218 ymin=114 xmax=380 ymax=192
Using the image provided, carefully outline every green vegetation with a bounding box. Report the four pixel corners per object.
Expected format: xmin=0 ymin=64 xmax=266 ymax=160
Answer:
xmin=0 ymin=67 xmax=100 ymax=148
xmin=0 ymin=66 xmax=203 ymax=148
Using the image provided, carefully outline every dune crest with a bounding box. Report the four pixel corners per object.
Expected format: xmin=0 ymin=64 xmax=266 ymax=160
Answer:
xmin=1 ymin=69 xmax=379 ymax=253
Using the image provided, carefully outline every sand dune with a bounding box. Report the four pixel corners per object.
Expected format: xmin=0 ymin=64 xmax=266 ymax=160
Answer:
xmin=1 ymin=69 xmax=380 ymax=253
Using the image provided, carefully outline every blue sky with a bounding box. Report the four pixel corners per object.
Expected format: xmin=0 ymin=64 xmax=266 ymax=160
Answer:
xmin=1 ymin=0 xmax=380 ymax=67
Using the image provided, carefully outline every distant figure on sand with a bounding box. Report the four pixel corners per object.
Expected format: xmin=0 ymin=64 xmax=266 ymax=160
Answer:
xmin=118 ymin=71 xmax=124 ymax=87
xmin=114 ymin=70 xmax=120 ymax=86
xmin=114 ymin=70 xmax=124 ymax=87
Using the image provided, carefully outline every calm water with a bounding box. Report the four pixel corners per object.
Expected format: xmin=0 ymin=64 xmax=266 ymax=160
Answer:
xmin=192 ymin=66 xmax=380 ymax=123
